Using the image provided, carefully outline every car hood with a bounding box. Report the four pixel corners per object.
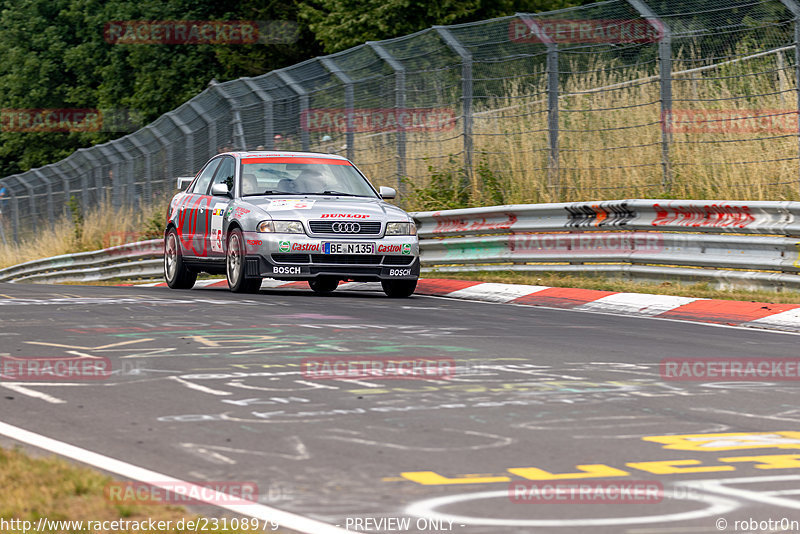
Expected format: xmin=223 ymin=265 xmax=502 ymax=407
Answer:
xmin=243 ymin=195 xmax=410 ymax=221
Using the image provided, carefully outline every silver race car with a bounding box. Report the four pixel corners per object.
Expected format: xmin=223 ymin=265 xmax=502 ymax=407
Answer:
xmin=163 ymin=151 xmax=419 ymax=297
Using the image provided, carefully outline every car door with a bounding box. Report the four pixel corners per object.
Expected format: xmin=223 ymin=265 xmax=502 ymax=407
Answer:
xmin=206 ymin=155 xmax=236 ymax=258
xmin=180 ymin=157 xmax=221 ymax=257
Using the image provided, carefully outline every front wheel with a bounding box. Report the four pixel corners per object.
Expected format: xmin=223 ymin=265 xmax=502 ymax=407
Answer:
xmin=308 ymin=277 xmax=339 ymax=294
xmin=381 ymin=279 xmax=417 ymax=298
xmin=164 ymin=228 xmax=197 ymax=289
xmin=226 ymin=229 xmax=261 ymax=293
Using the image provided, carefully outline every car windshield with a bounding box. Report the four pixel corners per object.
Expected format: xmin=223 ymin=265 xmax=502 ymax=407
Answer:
xmin=239 ymin=157 xmax=379 ymax=198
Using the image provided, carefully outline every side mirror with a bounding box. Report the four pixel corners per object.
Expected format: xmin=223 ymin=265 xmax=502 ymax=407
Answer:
xmin=379 ymin=186 xmax=397 ymax=200
xmin=211 ymin=183 xmax=230 ymax=196
xmin=177 ymin=177 xmax=194 ymax=190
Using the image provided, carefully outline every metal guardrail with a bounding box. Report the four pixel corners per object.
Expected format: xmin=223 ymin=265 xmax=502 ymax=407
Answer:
xmin=414 ymin=199 xmax=800 ymax=291
xmin=2 ymin=199 xmax=800 ymax=291
xmin=0 ymin=240 xmax=162 ymax=284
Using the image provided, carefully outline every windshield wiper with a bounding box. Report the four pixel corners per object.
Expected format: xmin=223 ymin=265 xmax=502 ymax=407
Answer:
xmin=242 ymin=191 xmax=306 ymax=196
xmin=320 ymin=190 xmax=370 ymax=197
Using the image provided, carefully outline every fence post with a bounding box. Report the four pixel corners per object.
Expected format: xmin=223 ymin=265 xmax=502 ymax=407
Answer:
xmin=242 ymin=78 xmax=275 ymax=149
xmin=780 ymin=0 xmax=800 ymax=192
xmin=211 ymin=83 xmax=247 ymax=150
xmin=368 ymin=42 xmax=407 ymax=196
xmin=12 ymin=174 xmax=37 ymax=224
xmin=126 ymin=135 xmax=151 ymax=204
xmin=518 ymin=14 xmax=560 ymax=197
xmin=276 ymin=70 xmax=310 ymax=151
xmin=32 ymin=169 xmax=55 ymax=228
xmin=627 ymin=0 xmax=672 ymax=192
xmin=78 ymin=149 xmax=106 ymax=205
xmin=96 ymin=145 xmax=122 ymax=209
xmin=165 ymin=114 xmax=194 ymax=177
xmin=63 ymin=159 xmax=90 ymax=210
xmin=3 ymin=182 xmax=20 ymax=242
xmin=320 ymin=57 xmax=355 ymax=161
xmin=146 ymin=124 xmax=171 ymax=197
xmin=436 ymin=27 xmax=473 ymax=190
xmin=187 ymin=100 xmax=217 ymax=164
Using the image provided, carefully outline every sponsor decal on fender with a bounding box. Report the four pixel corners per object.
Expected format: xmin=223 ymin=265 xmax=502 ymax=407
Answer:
xmin=377 ymin=244 xmax=401 ymax=253
xmin=278 ymin=240 xmax=291 ymax=253
xmin=402 ymin=243 xmax=412 ymax=255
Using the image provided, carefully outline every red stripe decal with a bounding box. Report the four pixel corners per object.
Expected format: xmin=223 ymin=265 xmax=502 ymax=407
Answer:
xmin=511 ymin=287 xmax=617 ymax=308
xmin=242 ymin=157 xmax=351 ymax=165
xmin=414 ymin=278 xmax=483 ymax=295
xmin=657 ymin=299 xmax=800 ymax=325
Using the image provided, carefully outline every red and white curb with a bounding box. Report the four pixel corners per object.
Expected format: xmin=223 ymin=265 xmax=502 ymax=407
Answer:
xmin=135 ymin=278 xmax=800 ymax=333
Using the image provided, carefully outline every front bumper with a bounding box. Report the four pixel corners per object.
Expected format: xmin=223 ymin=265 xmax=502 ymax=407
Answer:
xmin=242 ymin=233 xmax=420 ymax=281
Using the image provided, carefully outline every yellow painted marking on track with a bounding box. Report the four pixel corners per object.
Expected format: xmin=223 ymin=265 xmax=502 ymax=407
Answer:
xmin=643 ymin=431 xmax=800 ymax=452
xmin=508 ymin=464 xmax=629 ymax=480
xmin=400 ymin=471 xmax=511 ymax=485
xmin=719 ymin=453 xmax=800 ymax=469
xmin=626 ymin=459 xmax=734 ymax=474
xmin=0 ymin=294 xmax=16 ymax=299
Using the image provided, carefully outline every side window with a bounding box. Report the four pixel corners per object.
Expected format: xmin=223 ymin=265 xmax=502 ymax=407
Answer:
xmin=210 ymin=156 xmax=235 ymax=194
xmin=190 ymin=158 xmax=222 ymax=195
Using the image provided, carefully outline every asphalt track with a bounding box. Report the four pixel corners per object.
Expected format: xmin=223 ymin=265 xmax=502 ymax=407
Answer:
xmin=2 ymin=281 xmax=800 ymax=534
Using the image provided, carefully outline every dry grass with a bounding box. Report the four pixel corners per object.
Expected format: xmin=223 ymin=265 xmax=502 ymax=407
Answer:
xmin=351 ymin=49 xmax=800 ymax=209
xmin=437 ymin=270 xmax=800 ymax=304
xmin=0 ymin=199 xmax=167 ymax=270
xmin=0 ymin=446 xmax=283 ymax=533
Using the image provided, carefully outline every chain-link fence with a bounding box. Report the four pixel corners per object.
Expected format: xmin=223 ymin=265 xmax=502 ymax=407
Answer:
xmin=1 ymin=0 xmax=800 ymax=242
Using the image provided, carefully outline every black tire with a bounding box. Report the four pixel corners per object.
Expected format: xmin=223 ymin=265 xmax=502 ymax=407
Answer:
xmin=381 ymin=278 xmax=417 ymax=298
xmin=164 ymin=228 xmax=197 ymax=289
xmin=308 ymin=277 xmax=339 ymax=294
xmin=226 ymin=228 xmax=261 ymax=293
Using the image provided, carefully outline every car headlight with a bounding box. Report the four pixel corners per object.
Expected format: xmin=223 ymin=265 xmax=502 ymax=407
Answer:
xmin=257 ymin=220 xmax=304 ymax=233
xmin=385 ymin=222 xmax=417 ymax=236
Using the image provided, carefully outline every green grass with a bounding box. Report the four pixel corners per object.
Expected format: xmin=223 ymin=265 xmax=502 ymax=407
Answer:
xmin=0 ymin=446 xmax=287 ymax=533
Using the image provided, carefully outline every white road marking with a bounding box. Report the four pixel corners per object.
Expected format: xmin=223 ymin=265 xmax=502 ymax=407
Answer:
xmin=0 ymin=383 xmax=68 ymax=404
xmin=169 ymin=376 xmax=231 ymax=396
xmin=0 ymin=421 xmax=350 ymax=534
xmin=577 ymin=293 xmax=701 ymax=316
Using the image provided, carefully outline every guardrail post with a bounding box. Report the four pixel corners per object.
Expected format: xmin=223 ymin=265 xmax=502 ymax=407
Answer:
xmin=627 ymin=0 xmax=672 ymax=193
xmin=32 ymin=169 xmax=55 ymax=228
xmin=242 ymin=78 xmax=275 ymax=149
xmin=436 ymin=27 xmax=473 ymax=191
xmin=368 ymin=42 xmax=407 ymax=196
xmin=320 ymin=57 xmax=355 ymax=161
xmin=518 ymin=14 xmax=560 ymax=197
xmin=276 ymin=70 xmax=310 ymax=151
xmin=780 ymin=0 xmax=800 ymax=192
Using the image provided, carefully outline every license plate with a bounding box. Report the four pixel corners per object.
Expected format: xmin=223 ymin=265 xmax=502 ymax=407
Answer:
xmin=324 ymin=242 xmax=375 ymax=254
